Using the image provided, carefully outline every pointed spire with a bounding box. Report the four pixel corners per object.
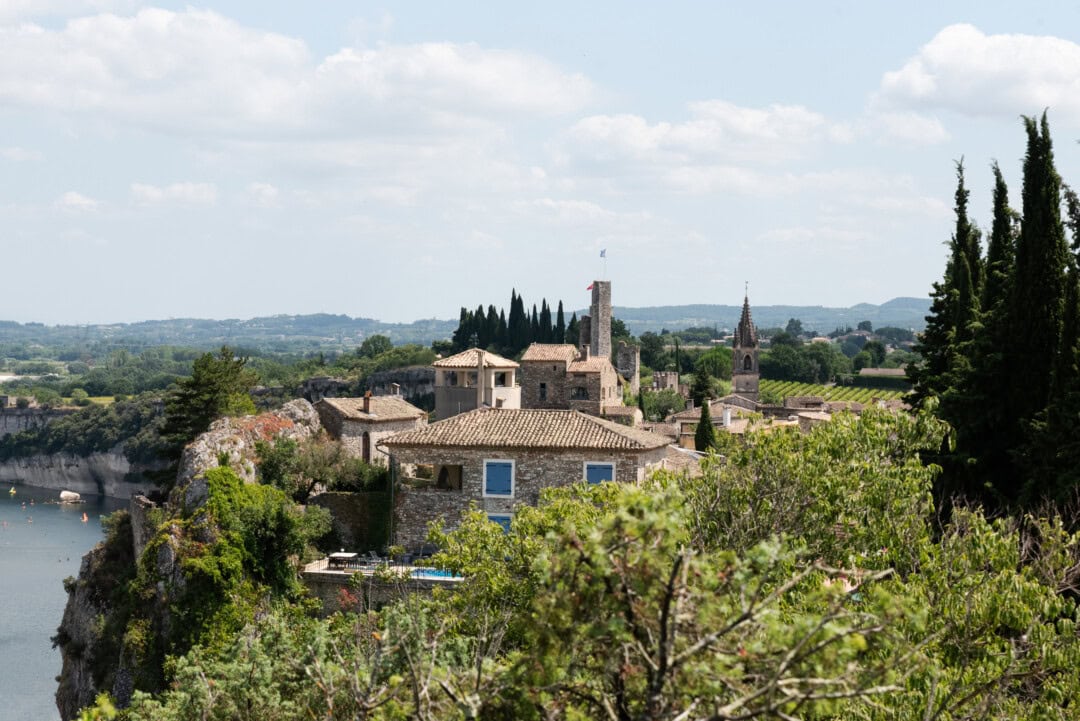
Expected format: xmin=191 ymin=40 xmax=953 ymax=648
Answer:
xmin=735 ymin=290 xmax=758 ymax=348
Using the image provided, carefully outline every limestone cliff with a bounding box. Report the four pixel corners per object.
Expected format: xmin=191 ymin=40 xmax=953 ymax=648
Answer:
xmin=53 ymin=400 xmax=322 ymax=719
xmin=0 ymin=450 xmax=161 ymax=499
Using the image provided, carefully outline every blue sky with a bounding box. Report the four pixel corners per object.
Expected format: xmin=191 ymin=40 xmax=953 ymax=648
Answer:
xmin=3 ymin=1 xmax=1080 ymax=324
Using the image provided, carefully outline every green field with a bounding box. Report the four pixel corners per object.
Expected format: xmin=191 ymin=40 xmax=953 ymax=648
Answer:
xmin=759 ymin=379 xmax=906 ymax=403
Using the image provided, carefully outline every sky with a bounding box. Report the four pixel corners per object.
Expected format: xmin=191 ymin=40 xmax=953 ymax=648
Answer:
xmin=3 ymin=1 xmax=1080 ymax=325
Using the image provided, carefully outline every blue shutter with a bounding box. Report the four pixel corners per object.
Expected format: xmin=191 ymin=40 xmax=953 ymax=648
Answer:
xmin=488 ymin=514 xmax=512 ymax=532
xmin=484 ymin=461 xmax=513 ymax=496
xmin=585 ymin=463 xmax=614 ymax=485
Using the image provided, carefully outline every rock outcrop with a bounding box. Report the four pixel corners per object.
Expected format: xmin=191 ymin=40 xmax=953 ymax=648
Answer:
xmin=54 ymin=400 xmax=323 ymax=718
xmin=0 ymin=450 xmax=161 ymax=499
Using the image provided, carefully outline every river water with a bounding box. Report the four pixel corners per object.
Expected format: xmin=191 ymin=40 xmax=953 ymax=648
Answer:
xmin=0 ymin=484 xmax=124 ymax=721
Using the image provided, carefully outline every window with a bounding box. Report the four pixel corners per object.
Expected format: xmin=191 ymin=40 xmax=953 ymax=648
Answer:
xmin=487 ymin=514 xmax=512 ymax=533
xmin=539 ymin=382 xmax=547 ymax=401
xmin=483 ymin=460 xmax=514 ymax=497
xmin=495 ymin=372 xmax=507 ymax=387
xmin=571 ymin=386 xmax=589 ymax=400
xmin=447 ymin=371 xmax=458 ymax=386
xmin=743 ymin=354 xmax=753 ymax=371
xmin=584 ymin=462 xmax=615 ymax=485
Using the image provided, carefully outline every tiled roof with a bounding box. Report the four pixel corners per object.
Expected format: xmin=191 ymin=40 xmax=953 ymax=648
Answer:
xmin=318 ymin=396 xmax=427 ymax=422
xmin=433 ymin=348 xmax=519 ymax=369
xmin=382 ymin=407 xmax=671 ymax=451
xmin=670 ymin=399 xmax=750 ymax=421
xmin=521 ymin=344 xmax=580 ymax=363
xmin=568 ymin=356 xmax=614 ymax=373
xmin=602 ymin=405 xmax=639 ymax=417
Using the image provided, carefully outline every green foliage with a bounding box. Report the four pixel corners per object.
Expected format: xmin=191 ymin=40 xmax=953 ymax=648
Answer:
xmin=254 ymin=434 xmax=389 ymax=502
xmin=358 ymin=334 xmax=393 ymax=358
xmin=694 ymin=345 xmax=732 ymax=380
xmin=760 ymin=341 xmax=851 ymax=383
xmin=0 ymin=392 xmax=166 ymax=463
xmin=640 ymin=388 xmax=684 ymax=421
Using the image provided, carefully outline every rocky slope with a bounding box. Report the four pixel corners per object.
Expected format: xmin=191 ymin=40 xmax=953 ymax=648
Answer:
xmin=53 ymin=400 xmax=322 ymax=719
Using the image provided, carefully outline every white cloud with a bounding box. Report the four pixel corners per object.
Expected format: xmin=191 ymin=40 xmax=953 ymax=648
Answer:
xmin=0 ymin=145 xmax=42 ymax=161
xmin=869 ymin=111 xmax=950 ymax=145
xmin=55 ymin=190 xmax=98 ymax=212
xmin=876 ymin=24 xmax=1080 ymax=121
xmin=131 ymin=182 xmax=216 ymax=206
xmin=561 ymin=100 xmax=850 ymax=169
xmin=0 ymin=0 xmax=137 ymax=23
xmin=247 ymin=182 xmax=279 ymax=207
xmin=0 ymin=8 xmax=593 ymax=139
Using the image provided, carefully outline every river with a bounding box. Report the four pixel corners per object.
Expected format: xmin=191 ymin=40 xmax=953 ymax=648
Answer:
xmin=0 ymin=484 xmax=124 ymax=721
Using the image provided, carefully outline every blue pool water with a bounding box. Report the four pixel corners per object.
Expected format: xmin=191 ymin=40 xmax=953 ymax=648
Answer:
xmin=410 ymin=568 xmax=458 ymax=579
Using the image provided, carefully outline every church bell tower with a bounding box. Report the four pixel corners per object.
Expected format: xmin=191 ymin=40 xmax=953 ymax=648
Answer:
xmin=732 ymin=291 xmax=760 ymax=401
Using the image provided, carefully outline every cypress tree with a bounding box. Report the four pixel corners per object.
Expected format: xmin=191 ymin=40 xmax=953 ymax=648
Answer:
xmin=1009 ymin=113 xmax=1069 ymax=417
xmin=530 ymin=304 xmax=540 ymax=344
xmin=475 ymin=304 xmax=489 ymax=348
xmin=694 ymin=402 xmax=719 ymax=452
xmin=497 ymin=309 xmax=508 ymax=352
xmin=539 ymin=300 xmax=552 ymax=343
xmin=451 ymin=307 xmax=472 ymax=352
xmin=555 ymin=301 xmax=566 ymax=343
xmin=567 ymin=313 xmax=579 ymax=347
xmin=690 ymin=364 xmax=712 ymax=406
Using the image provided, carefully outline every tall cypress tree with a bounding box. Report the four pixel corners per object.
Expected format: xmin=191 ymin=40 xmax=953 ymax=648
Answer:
xmin=566 ymin=312 xmax=579 ymax=348
xmin=694 ymin=402 xmax=719 ymax=452
xmin=555 ymin=301 xmax=566 ymax=343
xmin=1009 ymin=113 xmax=1069 ymax=417
xmin=530 ymin=304 xmax=540 ymax=344
xmin=539 ymin=300 xmax=552 ymax=343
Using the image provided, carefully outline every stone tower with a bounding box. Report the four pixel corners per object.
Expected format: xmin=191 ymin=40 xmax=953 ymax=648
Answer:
xmin=589 ymin=280 xmax=612 ymax=360
xmin=732 ymin=293 xmax=760 ymax=401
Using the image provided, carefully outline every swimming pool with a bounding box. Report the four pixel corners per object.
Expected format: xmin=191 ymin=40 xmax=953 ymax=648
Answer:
xmin=410 ymin=568 xmax=459 ymax=579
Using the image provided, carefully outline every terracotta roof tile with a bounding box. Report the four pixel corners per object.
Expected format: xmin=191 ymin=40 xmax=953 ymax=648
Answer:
xmin=520 ymin=344 xmax=580 ymax=363
xmin=568 ymin=357 xmax=614 ymax=373
xmin=382 ymin=407 xmax=671 ymax=451
xmin=433 ymin=348 xmax=519 ymax=369
xmin=318 ymin=396 xmax=427 ymax=422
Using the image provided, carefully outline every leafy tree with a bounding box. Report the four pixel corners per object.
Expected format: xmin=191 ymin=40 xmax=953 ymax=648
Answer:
xmin=638 ymin=332 xmax=670 ymax=371
xmin=853 ymin=350 xmax=873 ymax=371
xmin=694 ymin=346 xmax=732 ymax=381
xmin=857 ymin=320 xmax=873 ymax=332
xmin=690 ymin=364 xmax=713 ymax=406
xmin=863 ymin=339 xmax=886 ymax=367
xmin=160 ymin=347 xmax=258 ymax=463
xmin=358 ymin=334 xmax=393 ymax=358
xmin=785 ymin=317 xmax=804 ymax=336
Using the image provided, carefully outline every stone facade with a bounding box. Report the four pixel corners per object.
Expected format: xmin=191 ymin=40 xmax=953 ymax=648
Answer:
xmin=433 ymin=349 xmax=520 ymax=420
xmin=520 ymin=345 xmax=623 ymax=417
xmin=589 ymin=281 xmax=612 ymax=360
xmin=316 ymin=396 xmax=427 ymax=466
xmin=390 ymin=444 xmax=669 ymax=548
xmin=616 ymin=340 xmax=641 ymax=395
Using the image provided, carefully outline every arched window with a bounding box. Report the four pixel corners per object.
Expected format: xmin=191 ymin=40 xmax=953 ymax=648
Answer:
xmin=743 ymin=354 xmax=753 ymax=371
xmin=362 ymin=432 xmax=371 ymax=463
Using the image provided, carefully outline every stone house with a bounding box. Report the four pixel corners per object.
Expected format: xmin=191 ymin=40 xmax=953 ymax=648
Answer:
xmin=432 ymin=348 xmax=521 ymax=420
xmin=315 ymin=394 xmax=427 ymax=465
xmin=519 ymin=344 xmax=622 ymax=416
xmin=379 ymin=407 xmax=673 ymax=548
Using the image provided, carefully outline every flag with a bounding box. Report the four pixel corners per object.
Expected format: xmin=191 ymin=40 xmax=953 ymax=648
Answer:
xmin=600 ymin=249 xmax=606 ymax=258
xmin=586 ymin=283 xmax=594 ymax=291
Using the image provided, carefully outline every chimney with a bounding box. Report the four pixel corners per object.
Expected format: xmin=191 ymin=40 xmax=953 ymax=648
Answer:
xmin=363 ymin=390 xmax=372 ymax=414
xmin=579 ymin=314 xmax=592 ymax=353
xmin=722 ymin=407 xmax=731 ymax=427
xmin=582 ymin=345 xmax=590 ymax=361
xmin=476 ymin=348 xmax=485 ymax=409
xmin=685 ymin=398 xmax=694 ymax=411
xmin=390 ymin=382 xmax=401 ymax=396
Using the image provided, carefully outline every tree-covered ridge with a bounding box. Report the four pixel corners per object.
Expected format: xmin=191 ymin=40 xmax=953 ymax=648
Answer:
xmin=910 ymin=112 xmax=1080 ymax=507
xmin=69 ymin=405 xmax=1080 ymax=720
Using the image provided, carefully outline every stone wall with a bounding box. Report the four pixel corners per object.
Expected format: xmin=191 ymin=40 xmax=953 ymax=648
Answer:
xmin=308 ymin=491 xmax=392 ymax=551
xmin=390 ymin=444 xmax=669 ymax=548
xmin=301 ymin=562 xmax=453 ymax=616
xmin=340 ymin=417 xmax=425 ymax=465
xmin=616 ymin=340 xmax=641 ymax=395
xmin=590 ymin=281 xmax=612 ymax=359
xmin=365 ymin=366 xmax=436 ymax=409
xmin=520 ymin=360 xmax=569 ymax=409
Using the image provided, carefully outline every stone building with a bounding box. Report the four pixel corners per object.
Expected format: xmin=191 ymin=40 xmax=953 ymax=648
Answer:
xmin=432 ymin=348 xmax=521 ymax=421
xmin=616 ymin=340 xmax=641 ymax=395
xmin=315 ymin=393 xmax=427 ymax=465
xmin=380 ymin=407 xmax=673 ymax=548
xmin=732 ymin=294 xmax=761 ymax=401
xmin=519 ymin=344 xmax=622 ymax=416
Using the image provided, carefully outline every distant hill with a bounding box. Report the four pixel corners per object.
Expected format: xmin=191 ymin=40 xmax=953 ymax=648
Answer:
xmin=0 ymin=298 xmax=928 ymax=353
xmin=596 ymin=297 xmax=931 ymax=337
